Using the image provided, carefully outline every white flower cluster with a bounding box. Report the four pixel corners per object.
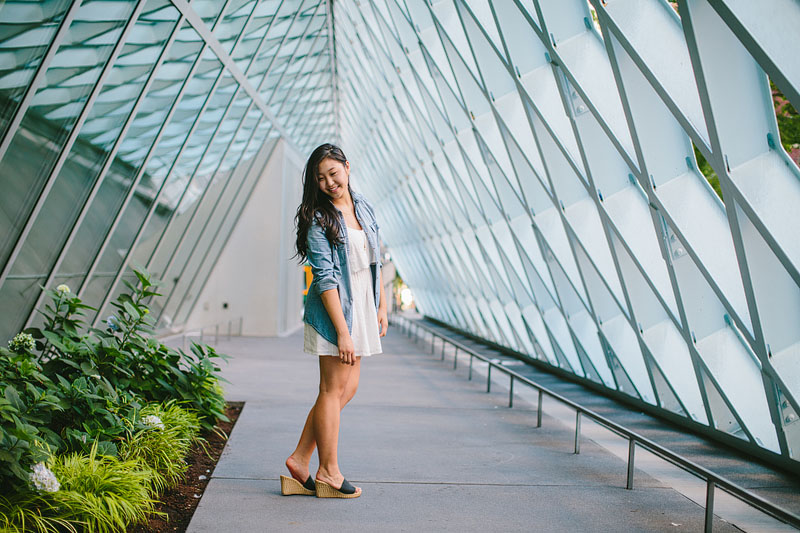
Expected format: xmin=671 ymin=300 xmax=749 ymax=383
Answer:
xmin=142 ymin=415 xmax=165 ymax=430
xmin=30 ymin=462 xmax=60 ymax=493
xmin=56 ymin=284 xmax=70 ymax=294
xmin=8 ymin=332 xmax=35 ymax=353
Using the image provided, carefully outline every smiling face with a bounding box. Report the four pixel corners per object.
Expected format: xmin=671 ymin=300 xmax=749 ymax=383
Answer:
xmin=317 ymin=156 xmax=350 ymax=201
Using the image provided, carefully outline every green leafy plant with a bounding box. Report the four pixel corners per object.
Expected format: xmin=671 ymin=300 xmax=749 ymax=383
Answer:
xmin=0 ymin=491 xmax=79 ymax=533
xmin=50 ymin=375 xmax=139 ymax=457
xmin=89 ymin=270 xmax=229 ymax=430
xmin=0 ymin=340 xmax=63 ymax=491
xmin=50 ymin=440 xmax=162 ymax=533
xmin=119 ymin=401 xmax=202 ymax=492
xmin=0 ymin=269 xmax=229 ymax=530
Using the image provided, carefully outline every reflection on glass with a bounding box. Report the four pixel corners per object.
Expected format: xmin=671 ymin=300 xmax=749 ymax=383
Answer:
xmin=0 ymin=1 xmax=137 ymax=271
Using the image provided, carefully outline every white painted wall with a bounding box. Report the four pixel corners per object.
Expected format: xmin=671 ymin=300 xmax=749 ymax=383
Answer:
xmin=183 ymin=138 xmax=305 ymax=336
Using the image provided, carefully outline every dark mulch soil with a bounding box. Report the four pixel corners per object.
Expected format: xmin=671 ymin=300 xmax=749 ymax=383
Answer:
xmin=128 ymin=401 xmax=244 ymax=533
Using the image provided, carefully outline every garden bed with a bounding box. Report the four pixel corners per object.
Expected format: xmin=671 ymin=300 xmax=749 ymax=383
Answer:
xmin=129 ymin=401 xmax=244 ymax=533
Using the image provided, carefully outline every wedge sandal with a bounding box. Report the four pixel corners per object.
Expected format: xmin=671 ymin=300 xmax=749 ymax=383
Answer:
xmin=280 ymin=475 xmax=316 ymax=496
xmin=315 ymin=478 xmax=361 ymax=498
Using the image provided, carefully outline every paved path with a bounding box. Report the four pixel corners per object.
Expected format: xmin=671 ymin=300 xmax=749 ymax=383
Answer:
xmin=187 ymin=328 xmax=742 ymax=532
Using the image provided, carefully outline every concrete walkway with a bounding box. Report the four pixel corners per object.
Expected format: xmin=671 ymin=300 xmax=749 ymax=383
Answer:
xmin=187 ymin=328 xmax=741 ymax=532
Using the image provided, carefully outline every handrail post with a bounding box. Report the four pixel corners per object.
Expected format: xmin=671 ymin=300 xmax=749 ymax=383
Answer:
xmin=200 ymin=328 xmax=204 ymax=344
xmin=215 ymin=324 xmax=218 ymax=345
xmin=705 ymin=480 xmax=715 ymax=532
xmin=626 ymin=438 xmax=636 ymax=490
xmin=239 ymin=316 xmax=243 ymax=336
xmin=391 ymin=323 xmax=800 ymax=530
xmin=227 ymin=320 xmax=231 ymax=341
xmin=537 ymin=390 xmax=543 ymax=427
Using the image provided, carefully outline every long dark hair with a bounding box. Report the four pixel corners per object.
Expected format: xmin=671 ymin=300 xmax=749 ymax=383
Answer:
xmin=294 ymin=143 xmax=351 ymax=264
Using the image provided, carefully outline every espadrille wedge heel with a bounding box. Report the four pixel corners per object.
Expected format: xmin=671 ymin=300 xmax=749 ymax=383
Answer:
xmin=280 ymin=475 xmax=316 ymax=496
xmin=315 ymin=478 xmax=361 ymax=498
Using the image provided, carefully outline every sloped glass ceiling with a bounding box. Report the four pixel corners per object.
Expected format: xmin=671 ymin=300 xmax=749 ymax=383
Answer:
xmin=336 ymin=0 xmax=800 ymax=467
xmin=1 ymin=0 xmax=799 ymax=469
xmin=0 ymin=0 xmax=335 ymax=339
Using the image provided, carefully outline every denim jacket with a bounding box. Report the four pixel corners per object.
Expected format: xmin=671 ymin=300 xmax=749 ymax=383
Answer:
xmin=303 ymin=190 xmax=382 ymax=345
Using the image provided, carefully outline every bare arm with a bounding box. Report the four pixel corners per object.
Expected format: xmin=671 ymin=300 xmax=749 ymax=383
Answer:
xmin=376 ymin=228 xmax=388 ymax=336
xmin=320 ymin=288 xmax=356 ymax=365
xmin=306 ymin=218 xmax=355 ymax=365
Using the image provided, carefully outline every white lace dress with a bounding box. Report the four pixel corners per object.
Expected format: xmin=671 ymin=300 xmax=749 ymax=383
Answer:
xmin=304 ymin=226 xmax=382 ymax=356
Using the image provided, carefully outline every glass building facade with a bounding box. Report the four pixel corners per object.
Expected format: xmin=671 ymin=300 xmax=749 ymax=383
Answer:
xmin=2 ymin=0 xmax=799 ymax=469
xmin=333 ymin=0 xmax=800 ymax=468
xmin=0 ymin=0 xmax=334 ymax=337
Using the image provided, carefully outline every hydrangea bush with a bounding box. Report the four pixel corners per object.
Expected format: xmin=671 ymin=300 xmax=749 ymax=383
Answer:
xmin=0 ymin=268 xmax=228 ymax=499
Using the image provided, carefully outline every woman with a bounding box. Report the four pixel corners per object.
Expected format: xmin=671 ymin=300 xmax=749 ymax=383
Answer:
xmin=281 ymin=143 xmax=388 ymax=499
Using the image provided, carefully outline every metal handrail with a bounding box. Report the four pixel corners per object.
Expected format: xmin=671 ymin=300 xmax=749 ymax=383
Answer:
xmin=158 ymin=316 xmax=244 ymax=349
xmin=391 ymin=314 xmax=800 ymax=532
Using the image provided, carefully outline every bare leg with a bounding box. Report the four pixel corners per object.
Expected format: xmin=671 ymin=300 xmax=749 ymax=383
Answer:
xmin=286 ymin=357 xmax=361 ymax=483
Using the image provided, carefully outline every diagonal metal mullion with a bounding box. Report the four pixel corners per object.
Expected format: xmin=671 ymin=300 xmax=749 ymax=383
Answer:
xmin=589 ymin=1 xmax=713 ymax=158
xmin=271 ymin=36 xmax=329 ymax=134
xmin=543 ymin=31 xmax=659 ymax=402
xmin=0 ymin=0 xmax=147 ymax=289
xmin=141 ymin=83 xmax=243 ymax=272
xmin=147 ymin=4 xmax=304 ymax=309
xmin=27 ymin=11 xmax=189 ymax=326
xmin=170 ymin=0 xmax=307 ymax=154
xmin=172 ymin=129 xmax=279 ymax=325
xmin=149 ymin=98 xmax=260 ymax=326
xmin=157 ymin=9 xmax=327 ymax=325
xmin=88 ymin=1 xmax=241 ymax=325
xmin=170 ymin=30 xmax=330 ymax=323
xmin=679 ymin=0 xmax=792 ymax=455
xmin=160 ymin=116 xmax=270 ymax=325
xmin=142 ymin=0 xmax=266 ymax=275
xmin=158 ymin=112 xmax=269 ymax=324
xmin=596 ymin=12 xmax=720 ymax=424
xmin=22 ymin=8 xmax=188 ymax=331
xmin=76 ymin=15 xmax=224 ymax=301
xmin=325 ymin=0 xmax=339 ymax=143
xmin=0 ymin=0 xmax=83 ymax=163
xmin=251 ymin=0 xmax=319 ymax=95
xmin=256 ymin=3 xmax=325 ymax=105
xmin=706 ymin=0 xmax=800 ymax=114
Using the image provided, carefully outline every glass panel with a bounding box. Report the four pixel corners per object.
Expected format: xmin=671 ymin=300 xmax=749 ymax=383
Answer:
xmin=213 ymin=0 xmax=256 ymax=54
xmin=147 ymin=89 xmax=250 ymax=282
xmin=168 ymin=121 xmax=273 ymax=326
xmin=0 ymin=0 xmax=73 ymax=139
xmin=128 ymin=73 xmax=240 ymax=271
xmin=83 ymin=41 xmax=222 ymax=321
xmin=0 ymin=0 xmax=180 ymax=340
xmin=189 ymin=0 xmax=227 ymax=28
xmin=153 ymin=109 xmax=267 ymax=325
xmin=0 ymin=0 xmax=137 ymax=272
xmin=60 ymin=19 xmax=203 ymax=312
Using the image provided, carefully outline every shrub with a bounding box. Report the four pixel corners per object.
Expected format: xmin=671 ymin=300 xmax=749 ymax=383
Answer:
xmin=119 ymin=401 xmax=202 ymax=492
xmin=0 ymin=492 xmax=78 ymax=533
xmin=87 ymin=270 xmax=230 ymax=430
xmin=0 ymin=269 xmax=229 ymax=530
xmin=50 ymin=441 xmax=161 ymax=533
xmin=0 ymin=342 xmax=62 ymax=491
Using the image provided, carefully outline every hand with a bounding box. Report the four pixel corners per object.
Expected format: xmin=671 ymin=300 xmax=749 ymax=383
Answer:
xmin=378 ymin=306 xmax=388 ymax=337
xmin=338 ymin=333 xmax=356 ymax=365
